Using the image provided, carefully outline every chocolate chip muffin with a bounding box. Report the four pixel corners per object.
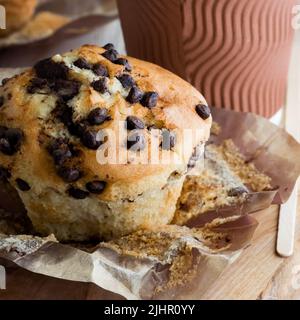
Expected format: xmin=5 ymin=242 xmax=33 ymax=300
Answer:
xmin=0 ymin=44 xmax=211 ymax=241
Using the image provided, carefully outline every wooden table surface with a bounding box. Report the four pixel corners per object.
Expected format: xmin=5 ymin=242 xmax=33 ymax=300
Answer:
xmin=202 ymin=193 xmax=300 ymax=300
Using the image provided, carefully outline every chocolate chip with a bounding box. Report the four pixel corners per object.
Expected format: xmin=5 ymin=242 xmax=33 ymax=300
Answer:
xmin=0 ymin=166 xmax=11 ymax=180
xmin=57 ymin=166 xmax=81 ymax=183
xmin=81 ymin=130 xmax=101 ymax=150
xmin=27 ymin=78 xmax=49 ymax=94
xmin=103 ymin=43 xmax=115 ymax=50
xmin=51 ymin=145 xmax=72 ymax=166
xmin=0 ymin=138 xmax=12 ymax=155
xmin=54 ymin=97 xmax=85 ymax=135
xmin=91 ymin=78 xmax=108 ymax=94
xmin=126 ymin=116 xmax=145 ymax=130
xmin=195 ymin=104 xmax=211 ymax=120
xmin=48 ymin=138 xmax=62 ymax=152
xmin=126 ymin=86 xmax=143 ymax=104
xmin=86 ymin=180 xmax=106 ymax=194
xmin=16 ymin=178 xmax=31 ymax=191
xmin=47 ymin=138 xmax=65 ymax=152
xmin=88 ymin=108 xmax=110 ymax=125
xmin=34 ymin=58 xmax=68 ymax=80
xmin=74 ymin=58 xmax=92 ymax=70
xmin=32 ymin=78 xmax=48 ymax=87
xmin=101 ymin=49 xmax=119 ymax=62
xmin=52 ymin=79 xmax=81 ymax=101
xmin=161 ymin=130 xmax=176 ymax=150
xmin=228 ymin=186 xmax=248 ymax=197
xmin=68 ymin=187 xmax=89 ymax=199
xmin=117 ymin=74 xmax=135 ymax=89
xmin=5 ymin=128 xmax=23 ymax=146
xmin=68 ymin=121 xmax=88 ymax=137
xmin=48 ymin=138 xmax=80 ymax=166
xmin=141 ymin=92 xmax=159 ymax=108
xmin=0 ymin=128 xmax=24 ymax=155
xmin=0 ymin=96 xmax=4 ymax=108
xmin=61 ymin=110 xmax=74 ymax=129
xmin=127 ymin=132 xmax=146 ymax=151
xmin=55 ymin=101 xmax=74 ymax=127
xmin=114 ymin=58 xmax=132 ymax=71
xmin=92 ymin=63 xmax=109 ymax=77
xmin=1 ymin=78 xmax=9 ymax=86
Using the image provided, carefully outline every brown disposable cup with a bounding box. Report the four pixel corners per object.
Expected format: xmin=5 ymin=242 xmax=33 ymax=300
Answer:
xmin=117 ymin=0 xmax=296 ymax=118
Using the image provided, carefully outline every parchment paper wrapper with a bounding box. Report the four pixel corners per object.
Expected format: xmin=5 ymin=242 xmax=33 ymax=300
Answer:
xmin=0 ymin=217 xmax=257 ymax=300
xmin=180 ymin=107 xmax=300 ymax=228
xmin=0 ymin=69 xmax=300 ymax=300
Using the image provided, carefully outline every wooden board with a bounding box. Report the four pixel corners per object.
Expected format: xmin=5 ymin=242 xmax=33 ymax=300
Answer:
xmin=202 ymin=193 xmax=300 ymax=300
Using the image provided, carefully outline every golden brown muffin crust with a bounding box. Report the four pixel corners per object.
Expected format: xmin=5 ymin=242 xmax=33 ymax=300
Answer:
xmin=0 ymin=44 xmax=211 ymax=201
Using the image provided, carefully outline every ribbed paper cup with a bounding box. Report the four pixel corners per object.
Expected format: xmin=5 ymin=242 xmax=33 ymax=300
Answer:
xmin=118 ymin=0 xmax=296 ymax=118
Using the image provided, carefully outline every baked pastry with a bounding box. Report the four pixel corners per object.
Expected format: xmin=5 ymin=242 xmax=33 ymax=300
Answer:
xmin=0 ymin=0 xmax=37 ymax=37
xmin=0 ymin=44 xmax=211 ymax=241
xmin=174 ymin=139 xmax=273 ymax=226
xmin=11 ymin=11 xmax=70 ymax=40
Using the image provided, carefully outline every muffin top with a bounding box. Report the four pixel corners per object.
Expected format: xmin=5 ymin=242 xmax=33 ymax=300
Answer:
xmin=0 ymin=44 xmax=211 ymax=201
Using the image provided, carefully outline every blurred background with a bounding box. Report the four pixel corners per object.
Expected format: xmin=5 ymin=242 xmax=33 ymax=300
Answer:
xmin=0 ymin=0 xmax=126 ymax=65
xmin=0 ymin=0 xmax=299 ymax=133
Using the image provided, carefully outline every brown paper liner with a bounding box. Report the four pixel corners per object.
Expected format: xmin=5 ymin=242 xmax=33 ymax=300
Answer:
xmin=211 ymin=107 xmax=300 ymax=204
xmin=0 ymin=258 xmax=123 ymax=300
xmin=0 ymin=216 xmax=257 ymax=300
